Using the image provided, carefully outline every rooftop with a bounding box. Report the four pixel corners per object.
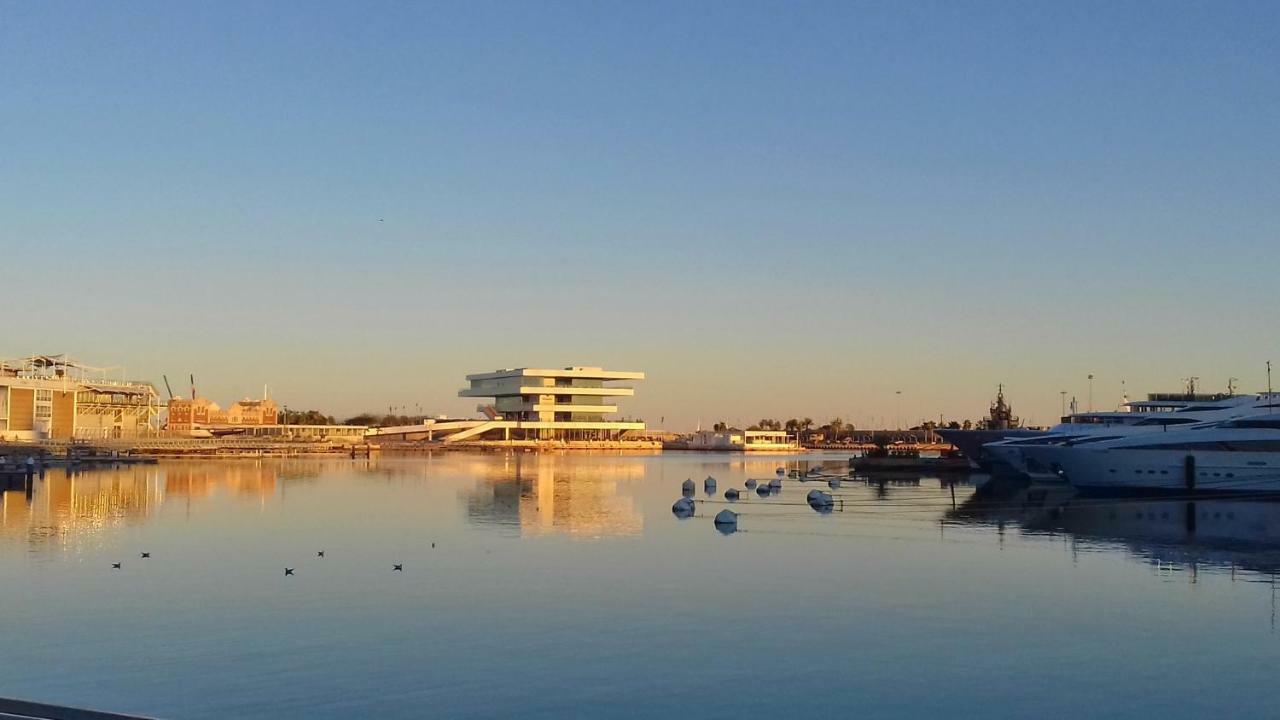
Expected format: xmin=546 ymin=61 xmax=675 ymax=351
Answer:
xmin=465 ymin=367 xmax=645 ymax=382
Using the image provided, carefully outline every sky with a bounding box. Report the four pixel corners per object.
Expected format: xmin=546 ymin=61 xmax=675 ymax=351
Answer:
xmin=2 ymin=1 xmax=1278 ymax=429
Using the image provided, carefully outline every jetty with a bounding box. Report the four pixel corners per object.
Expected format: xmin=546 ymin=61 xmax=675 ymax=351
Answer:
xmin=0 ymin=696 xmax=158 ymax=720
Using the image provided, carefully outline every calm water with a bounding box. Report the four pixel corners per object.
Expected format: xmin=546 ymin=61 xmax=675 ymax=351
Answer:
xmin=2 ymin=452 xmax=1279 ymax=719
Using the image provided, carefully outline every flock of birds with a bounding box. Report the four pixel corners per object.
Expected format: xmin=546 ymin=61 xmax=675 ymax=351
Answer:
xmin=672 ymin=466 xmax=847 ymax=533
xmin=109 ymin=543 xmax=436 ymax=576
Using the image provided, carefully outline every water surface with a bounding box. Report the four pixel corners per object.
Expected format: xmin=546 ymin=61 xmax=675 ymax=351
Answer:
xmin=2 ymin=453 xmax=1278 ymax=718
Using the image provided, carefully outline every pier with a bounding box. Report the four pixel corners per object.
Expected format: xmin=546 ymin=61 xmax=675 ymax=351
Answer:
xmin=0 ymin=696 xmax=156 ymax=720
xmin=1 ymin=438 xmax=377 ymax=460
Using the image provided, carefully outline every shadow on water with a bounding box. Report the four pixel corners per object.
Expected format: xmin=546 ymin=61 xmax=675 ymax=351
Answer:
xmin=948 ymin=475 xmax=1280 ymax=577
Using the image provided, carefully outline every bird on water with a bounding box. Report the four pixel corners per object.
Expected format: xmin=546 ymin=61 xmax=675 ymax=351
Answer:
xmin=140 ymin=552 xmax=150 ymax=558
xmin=111 ymin=562 xmax=122 ymax=569
xmin=284 ymin=568 xmax=295 ymax=576
xmin=317 ymin=550 xmax=325 ymax=558
xmin=393 ymin=564 xmax=403 ymax=572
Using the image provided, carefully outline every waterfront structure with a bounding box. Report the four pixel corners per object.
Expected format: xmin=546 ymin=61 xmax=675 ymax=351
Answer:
xmin=166 ymin=394 xmax=278 ymax=434
xmin=456 ymin=366 xmax=645 ymax=442
xmin=238 ymin=424 xmax=367 ymax=443
xmin=743 ymin=429 xmax=800 ymax=451
xmin=0 ymin=355 xmax=159 ymax=440
xmin=680 ymin=428 xmax=799 ymax=451
xmin=686 ymin=429 xmax=745 ymax=450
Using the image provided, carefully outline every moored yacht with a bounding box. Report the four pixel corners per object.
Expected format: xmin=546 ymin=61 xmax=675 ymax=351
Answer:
xmin=1040 ymin=412 xmax=1280 ymax=493
xmin=986 ymin=391 xmax=1273 ymax=480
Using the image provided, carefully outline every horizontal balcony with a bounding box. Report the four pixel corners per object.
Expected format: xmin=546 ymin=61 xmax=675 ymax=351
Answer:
xmin=460 ymin=386 xmax=635 ymax=398
xmin=530 ymin=403 xmax=618 ymax=413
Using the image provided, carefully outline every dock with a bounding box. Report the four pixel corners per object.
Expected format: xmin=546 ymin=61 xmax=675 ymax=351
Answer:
xmin=2 ymin=439 xmax=377 ymax=460
xmin=0 ymin=696 xmax=157 ymax=720
xmin=849 ymin=453 xmax=972 ymax=473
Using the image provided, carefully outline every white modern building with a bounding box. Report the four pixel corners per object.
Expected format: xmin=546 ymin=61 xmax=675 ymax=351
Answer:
xmin=684 ymin=428 xmax=800 ymax=452
xmin=453 ymin=367 xmax=646 ymax=442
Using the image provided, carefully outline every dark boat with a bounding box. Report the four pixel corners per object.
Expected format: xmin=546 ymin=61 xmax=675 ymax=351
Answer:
xmin=936 ymin=385 xmax=1047 ymax=472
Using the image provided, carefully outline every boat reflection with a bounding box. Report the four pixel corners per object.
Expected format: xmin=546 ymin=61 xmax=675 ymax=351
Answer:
xmin=464 ymin=454 xmax=644 ymax=538
xmin=948 ymin=478 xmax=1280 ymax=579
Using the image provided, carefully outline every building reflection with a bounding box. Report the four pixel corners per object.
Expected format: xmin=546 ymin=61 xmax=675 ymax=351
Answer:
xmin=464 ymin=454 xmax=644 ymax=538
xmin=0 ymin=461 xmax=321 ymax=554
xmin=947 ymin=479 xmax=1280 ymax=580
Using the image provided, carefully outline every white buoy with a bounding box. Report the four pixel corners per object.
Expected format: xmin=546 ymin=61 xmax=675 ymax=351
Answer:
xmin=768 ymin=477 xmax=783 ymax=490
xmin=755 ymin=484 xmax=771 ymax=497
xmin=745 ymin=478 xmax=758 ymax=490
xmin=807 ymin=490 xmax=835 ymax=513
xmin=714 ymin=509 xmax=738 ymax=527
xmin=704 ymin=475 xmax=717 ymax=490
xmin=807 ymin=489 xmax=834 ymax=505
xmin=681 ymin=478 xmax=695 ymax=495
xmin=672 ymin=497 xmax=696 ymax=517
xmin=724 ymin=488 xmax=740 ymax=501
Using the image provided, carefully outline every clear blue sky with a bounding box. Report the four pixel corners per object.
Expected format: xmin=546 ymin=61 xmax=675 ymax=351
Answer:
xmin=2 ymin=1 xmax=1278 ymax=428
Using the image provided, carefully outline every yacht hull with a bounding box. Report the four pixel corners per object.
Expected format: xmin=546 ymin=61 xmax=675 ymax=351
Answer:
xmin=1052 ymin=447 xmax=1280 ymax=493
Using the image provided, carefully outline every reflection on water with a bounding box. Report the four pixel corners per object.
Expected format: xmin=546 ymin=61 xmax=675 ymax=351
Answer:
xmin=0 ymin=462 xmax=311 ymax=555
xmin=948 ymin=478 xmax=1280 ymax=580
xmin=4 ymin=455 xmax=1280 ymax=720
xmin=0 ymin=455 xmax=656 ymax=552
xmin=464 ymin=454 xmax=645 ymax=538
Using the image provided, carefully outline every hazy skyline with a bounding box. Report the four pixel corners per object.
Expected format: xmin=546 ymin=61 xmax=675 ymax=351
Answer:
xmin=3 ymin=2 xmax=1278 ymax=428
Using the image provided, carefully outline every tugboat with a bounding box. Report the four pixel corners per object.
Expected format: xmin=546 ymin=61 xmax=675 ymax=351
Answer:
xmin=936 ymin=385 xmax=1046 ymax=472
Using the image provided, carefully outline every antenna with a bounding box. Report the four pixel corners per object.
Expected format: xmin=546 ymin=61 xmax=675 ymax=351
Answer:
xmin=1268 ymin=361 xmax=1273 ymax=395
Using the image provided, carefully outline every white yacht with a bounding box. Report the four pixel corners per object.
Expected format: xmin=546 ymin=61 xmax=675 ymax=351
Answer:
xmin=985 ymin=392 xmax=1273 ymax=480
xmin=1039 ymin=412 xmax=1280 ymax=493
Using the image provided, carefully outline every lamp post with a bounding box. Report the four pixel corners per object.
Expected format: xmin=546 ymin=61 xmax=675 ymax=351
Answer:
xmin=1087 ymin=374 xmax=1094 ymax=412
xmin=895 ymin=390 xmax=902 ymax=430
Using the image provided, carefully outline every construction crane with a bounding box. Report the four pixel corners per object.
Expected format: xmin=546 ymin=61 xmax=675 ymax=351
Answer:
xmin=162 ymin=375 xmax=175 ymax=401
xmin=190 ymin=374 xmax=197 ymax=402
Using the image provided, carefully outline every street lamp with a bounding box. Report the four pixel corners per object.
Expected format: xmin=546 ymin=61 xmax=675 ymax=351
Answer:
xmin=895 ymin=390 xmax=902 ymax=430
xmin=1087 ymin=374 xmax=1094 ymax=412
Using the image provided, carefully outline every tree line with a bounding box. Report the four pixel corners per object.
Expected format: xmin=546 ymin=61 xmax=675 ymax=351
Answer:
xmin=710 ymin=416 xmax=977 ymax=441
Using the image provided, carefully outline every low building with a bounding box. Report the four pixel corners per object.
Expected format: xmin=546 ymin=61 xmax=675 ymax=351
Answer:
xmin=455 ymin=366 xmax=645 ymax=442
xmin=226 ymin=398 xmax=278 ymax=426
xmin=166 ymin=394 xmax=278 ymax=435
xmin=685 ymin=429 xmax=745 ymax=450
xmin=743 ymin=430 xmax=800 ymax=451
xmin=166 ymin=396 xmax=224 ymax=432
xmin=237 ymin=424 xmax=367 ymax=443
xmin=0 ymin=355 xmax=159 ymax=440
xmin=676 ymin=428 xmax=799 ymax=451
